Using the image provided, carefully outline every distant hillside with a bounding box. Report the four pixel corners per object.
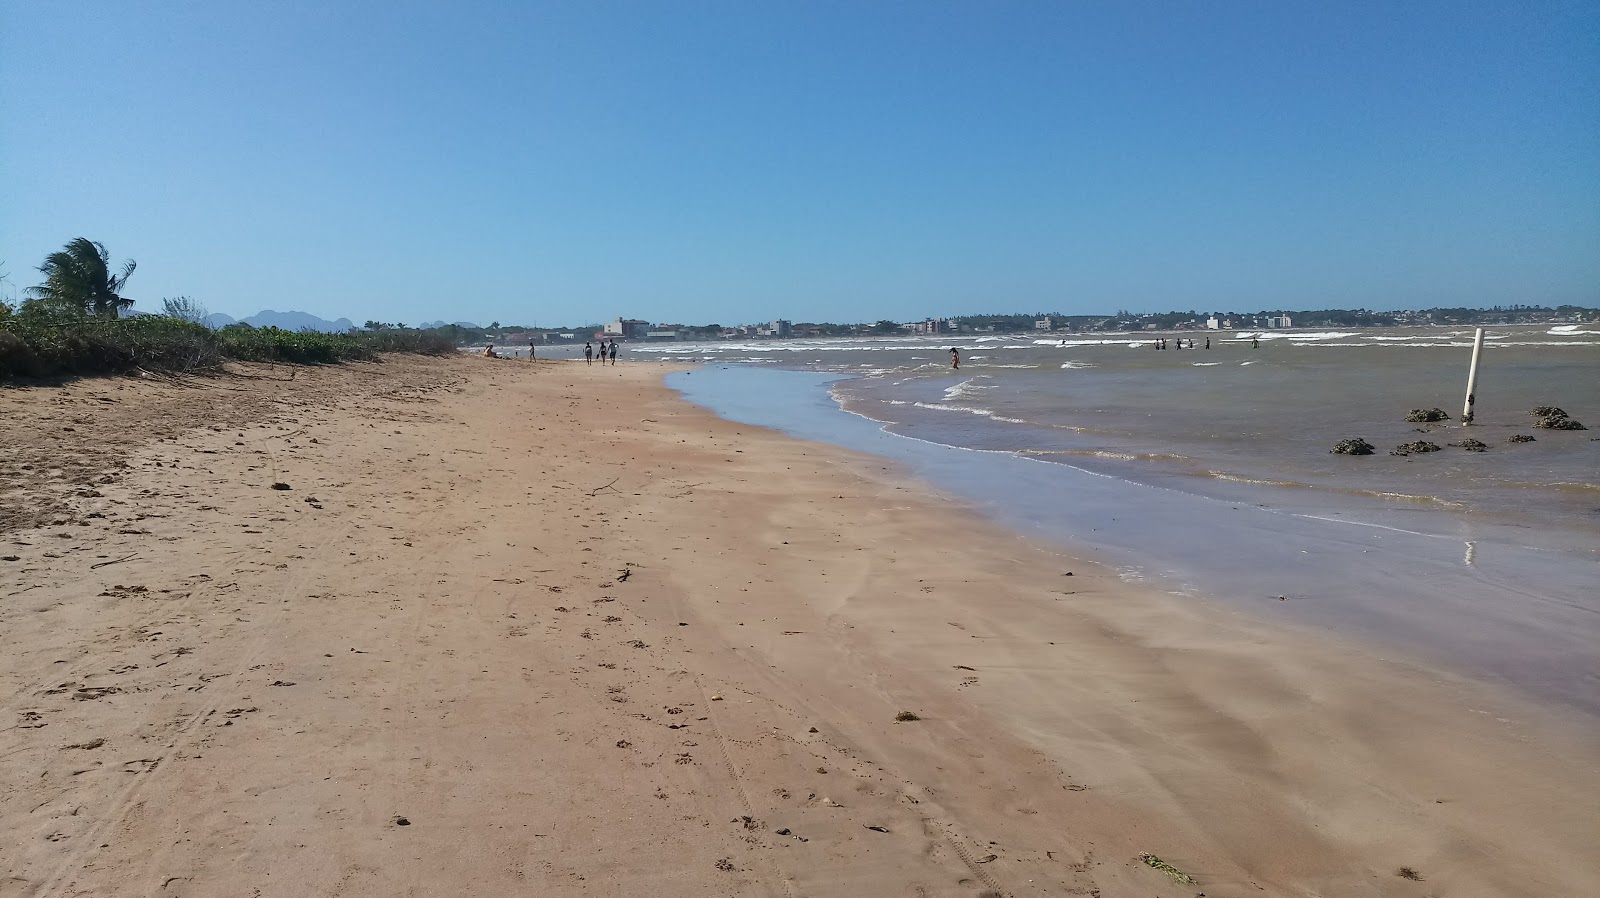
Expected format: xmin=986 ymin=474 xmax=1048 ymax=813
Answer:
xmin=418 ymin=320 xmax=481 ymax=329
xmin=242 ymin=310 xmax=355 ymax=332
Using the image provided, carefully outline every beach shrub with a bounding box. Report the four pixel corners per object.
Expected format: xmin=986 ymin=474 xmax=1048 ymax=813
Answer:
xmin=216 ymin=325 xmax=369 ymax=364
xmin=1330 ymin=438 xmax=1375 ymax=455
xmin=1 ymin=315 xmax=458 ymax=381
xmin=1390 ymin=441 xmax=1442 ymax=456
xmin=1404 ymin=408 xmax=1449 ymax=423
xmin=356 ymin=327 xmax=458 ymax=355
xmin=0 ymin=311 xmax=222 ymax=378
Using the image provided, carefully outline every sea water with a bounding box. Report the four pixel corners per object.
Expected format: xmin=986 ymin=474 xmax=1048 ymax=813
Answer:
xmin=655 ymin=325 xmax=1599 ymax=717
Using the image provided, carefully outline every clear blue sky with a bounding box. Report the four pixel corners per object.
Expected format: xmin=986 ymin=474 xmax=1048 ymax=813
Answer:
xmin=3 ymin=1 xmax=1596 ymax=326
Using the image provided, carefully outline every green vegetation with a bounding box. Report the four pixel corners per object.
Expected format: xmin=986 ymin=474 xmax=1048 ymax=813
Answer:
xmin=1 ymin=309 xmax=458 ymax=381
xmin=2 ymin=239 xmax=456 ymax=381
xmin=27 ymin=238 xmax=137 ymax=318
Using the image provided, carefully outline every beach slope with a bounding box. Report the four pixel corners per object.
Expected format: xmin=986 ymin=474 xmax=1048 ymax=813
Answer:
xmin=1 ymin=357 xmax=1594 ymax=897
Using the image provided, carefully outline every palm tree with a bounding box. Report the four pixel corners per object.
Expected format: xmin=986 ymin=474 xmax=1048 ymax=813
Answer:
xmin=28 ymin=238 xmax=137 ymax=317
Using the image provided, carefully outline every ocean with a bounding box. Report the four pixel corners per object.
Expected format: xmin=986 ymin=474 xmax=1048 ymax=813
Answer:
xmin=622 ymin=324 xmax=1599 ymax=717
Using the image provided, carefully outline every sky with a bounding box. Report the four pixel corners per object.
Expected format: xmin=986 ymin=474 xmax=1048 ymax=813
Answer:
xmin=3 ymin=1 xmax=1597 ymax=326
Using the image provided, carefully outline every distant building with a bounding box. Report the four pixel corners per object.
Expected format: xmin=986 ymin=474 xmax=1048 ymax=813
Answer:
xmin=1266 ymin=315 xmax=1292 ymax=328
xmin=911 ymin=318 xmax=950 ymax=335
xmin=1035 ymin=317 xmax=1054 ymax=330
xmin=1206 ymin=316 xmax=1220 ymax=329
xmin=605 ymin=317 xmax=652 ymax=339
xmin=770 ymin=319 xmax=792 ymax=337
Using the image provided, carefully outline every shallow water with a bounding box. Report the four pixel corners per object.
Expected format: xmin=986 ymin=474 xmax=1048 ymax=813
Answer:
xmin=630 ymin=326 xmax=1600 ymax=554
xmin=667 ymin=357 xmax=1600 ymax=719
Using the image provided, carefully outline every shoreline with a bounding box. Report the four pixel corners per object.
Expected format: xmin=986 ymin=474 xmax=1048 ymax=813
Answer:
xmin=2 ymin=357 xmax=1595 ymax=896
xmin=670 ymin=366 xmax=1600 ymax=719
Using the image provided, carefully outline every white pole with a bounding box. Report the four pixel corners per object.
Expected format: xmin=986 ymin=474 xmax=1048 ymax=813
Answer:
xmin=1461 ymin=327 xmax=1485 ymax=424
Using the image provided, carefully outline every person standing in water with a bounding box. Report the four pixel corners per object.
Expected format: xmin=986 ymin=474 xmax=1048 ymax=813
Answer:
xmin=1251 ymin=336 xmax=1259 ymax=349
xmin=950 ymin=347 xmax=960 ymax=369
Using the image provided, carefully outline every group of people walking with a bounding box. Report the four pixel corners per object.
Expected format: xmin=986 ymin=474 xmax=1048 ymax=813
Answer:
xmin=585 ymin=340 xmax=618 ymax=365
xmin=1154 ymin=337 xmax=1209 ymax=349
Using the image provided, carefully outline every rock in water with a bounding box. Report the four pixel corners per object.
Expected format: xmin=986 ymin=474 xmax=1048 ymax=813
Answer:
xmin=1447 ymin=438 xmax=1488 ymax=451
xmin=1391 ymin=441 xmax=1443 ymax=456
xmin=1331 ymin=438 xmax=1376 ymax=455
xmin=1507 ymin=434 xmax=1536 ymax=443
xmin=1405 ymin=408 xmax=1450 ymax=423
xmin=1531 ymin=406 xmax=1586 ymax=430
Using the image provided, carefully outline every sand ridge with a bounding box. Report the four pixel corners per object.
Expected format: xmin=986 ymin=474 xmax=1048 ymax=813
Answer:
xmin=1 ymin=356 xmax=1596 ymax=897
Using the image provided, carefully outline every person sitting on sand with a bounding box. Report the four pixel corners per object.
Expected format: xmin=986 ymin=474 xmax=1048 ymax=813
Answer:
xmin=483 ymin=343 xmax=498 ymax=358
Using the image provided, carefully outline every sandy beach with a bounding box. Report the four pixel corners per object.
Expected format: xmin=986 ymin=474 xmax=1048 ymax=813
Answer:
xmin=2 ymin=356 xmax=1595 ymax=898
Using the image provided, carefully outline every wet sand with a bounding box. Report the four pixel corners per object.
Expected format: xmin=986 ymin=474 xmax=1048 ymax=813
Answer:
xmin=1 ymin=356 xmax=1595 ymax=897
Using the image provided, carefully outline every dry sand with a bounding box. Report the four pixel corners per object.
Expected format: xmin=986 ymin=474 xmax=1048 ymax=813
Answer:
xmin=1 ymin=356 xmax=1595 ymax=898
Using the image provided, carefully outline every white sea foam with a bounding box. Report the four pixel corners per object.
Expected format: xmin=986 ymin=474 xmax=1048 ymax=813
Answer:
xmin=1191 ymin=362 xmax=1221 ymax=366
xmin=910 ymin=401 xmax=1025 ymax=424
xmin=1035 ymin=338 xmax=1148 ymax=347
xmin=1059 ymin=360 xmax=1096 ymax=369
xmin=941 ymin=377 xmax=994 ymax=401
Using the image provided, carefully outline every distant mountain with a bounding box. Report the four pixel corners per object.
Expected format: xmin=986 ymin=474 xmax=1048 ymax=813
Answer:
xmin=202 ymin=312 xmax=237 ymax=328
xmin=418 ymin=320 xmax=481 ymax=330
xmin=238 ymin=310 xmax=355 ymax=332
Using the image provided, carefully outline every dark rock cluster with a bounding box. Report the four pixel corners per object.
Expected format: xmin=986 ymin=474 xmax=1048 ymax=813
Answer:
xmin=1404 ymin=408 xmax=1450 ymax=423
xmin=1391 ymin=441 xmax=1442 ymax=456
xmin=1507 ymin=434 xmax=1537 ymax=443
xmin=1330 ymin=438 xmax=1375 ymax=455
xmin=1447 ymin=438 xmax=1488 ymax=451
xmin=1532 ymin=406 xmax=1586 ymax=430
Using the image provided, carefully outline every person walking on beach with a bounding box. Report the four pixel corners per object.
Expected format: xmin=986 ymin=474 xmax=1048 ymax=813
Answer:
xmin=950 ymin=347 xmax=960 ymax=369
xmin=529 ymin=339 xmax=536 ymax=361
xmin=608 ymin=340 xmax=618 ymax=365
xmin=584 ymin=342 xmax=594 ymax=365
xmin=1205 ymin=337 xmax=1210 ymax=350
